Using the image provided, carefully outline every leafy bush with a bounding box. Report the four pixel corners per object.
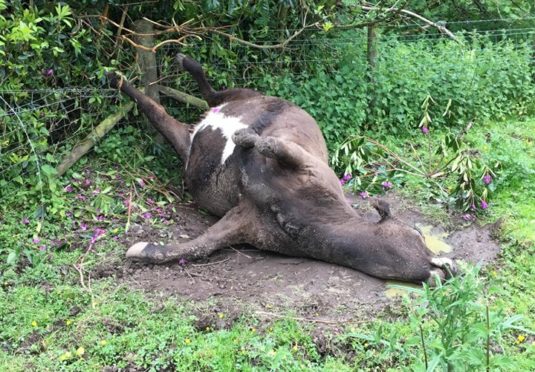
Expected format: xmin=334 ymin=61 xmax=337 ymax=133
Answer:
xmin=345 ymin=265 xmax=532 ymax=371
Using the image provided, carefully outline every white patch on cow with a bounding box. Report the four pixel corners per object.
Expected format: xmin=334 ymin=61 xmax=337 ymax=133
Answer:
xmin=188 ymin=103 xmax=247 ymax=166
xmin=431 ymin=257 xmax=453 ymax=268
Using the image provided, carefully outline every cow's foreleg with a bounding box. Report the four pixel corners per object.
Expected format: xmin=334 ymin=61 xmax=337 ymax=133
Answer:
xmin=233 ymin=129 xmax=309 ymax=168
xmin=107 ymin=72 xmax=191 ymax=161
xmin=126 ymin=201 xmax=256 ymax=264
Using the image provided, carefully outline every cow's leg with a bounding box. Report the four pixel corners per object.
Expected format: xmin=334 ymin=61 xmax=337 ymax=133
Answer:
xmin=126 ymin=201 xmax=256 ymax=264
xmin=107 ymin=72 xmax=191 ymax=161
xmin=233 ymin=129 xmax=309 ymax=168
xmin=175 ymin=54 xmax=215 ymax=103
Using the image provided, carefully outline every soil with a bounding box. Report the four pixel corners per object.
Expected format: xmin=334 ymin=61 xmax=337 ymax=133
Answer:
xmin=95 ymin=194 xmax=502 ymax=323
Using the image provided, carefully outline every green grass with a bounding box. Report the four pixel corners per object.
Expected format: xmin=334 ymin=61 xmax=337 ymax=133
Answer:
xmin=1 ymin=118 xmax=534 ymax=371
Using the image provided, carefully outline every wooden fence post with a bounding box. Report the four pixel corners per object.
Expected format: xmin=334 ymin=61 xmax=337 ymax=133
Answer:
xmin=133 ymin=19 xmax=163 ymax=141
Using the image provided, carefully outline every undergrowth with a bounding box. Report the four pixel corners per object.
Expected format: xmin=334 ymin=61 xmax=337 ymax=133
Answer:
xmin=1 ymin=117 xmax=534 ymax=371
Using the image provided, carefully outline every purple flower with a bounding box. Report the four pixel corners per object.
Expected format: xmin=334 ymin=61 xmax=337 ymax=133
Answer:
xmin=90 ymin=228 xmax=106 ymax=244
xmin=142 ymin=212 xmax=152 ymax=220
xmin=42 ymin=68 xmax=54 ymax=77
xmin=81 ymin=179 xmax=91 ymax=188
xmin=22 ymin=217 xmax=30 ymax=225
xmin=178 ymin=258 xmax=188 ymax=266
xmin=480 ymin=200 xmax=488 ymax=210
xmin=76 ymin=194 xmax=87 ymax=201
xmin=96 ymin=215 xmax=105 ymax=221
xmin=80 ymin=223 xmax=88 ymax=231
xmin=470 ymin=204 xmax=476 ymax=211
xmin=483 ymin=174 xmax=492 ymax=185
xmin=421 ymin=126 xmax=429 ymax=135
xmin=66 ymin=211 xmax=73 ymax=217
xmin=339 ymin=173 xmax=352 ymax=186
xmin=64 ymin=184 xmax=74 ymax=193
xmin=137 ymin=179 xmax=145 ymax=188
xmin=39 ymin=245 xmax=47 ymax=251
xmin=33 ymin=237 xmax=41 ymax=244
xmin=381 ymin=181 xmax=393 ymax=190
xmin=359 ymin=191 xmax=369 ymax=199
xmin=92 ymin=188 xmax=101 ymax=195
xmin=462 ymin=213 xmax=474 ymax=221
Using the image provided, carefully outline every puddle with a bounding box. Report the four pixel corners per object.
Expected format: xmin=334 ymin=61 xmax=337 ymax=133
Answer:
xmin=384 ymin=281 xmax=421 ymax=298
xmin=416 ymin=224 xmax=452 ymax=254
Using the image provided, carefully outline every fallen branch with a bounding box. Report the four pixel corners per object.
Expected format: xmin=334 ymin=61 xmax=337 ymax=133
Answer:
xmin=56 ymin=101 xmax=134 ymax=176
xmin=157 ymin=84 xmax=208 ymax=109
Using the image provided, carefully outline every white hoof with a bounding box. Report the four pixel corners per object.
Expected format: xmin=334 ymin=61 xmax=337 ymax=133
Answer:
xmin=126 ymin=242 xmax=149 ymax=258
xmin=431 ymin=257 xmax=454 ymax=268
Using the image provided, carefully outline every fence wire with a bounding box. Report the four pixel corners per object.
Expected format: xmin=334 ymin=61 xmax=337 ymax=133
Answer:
xmin=1 ymin=19 xmax=534 ymax=203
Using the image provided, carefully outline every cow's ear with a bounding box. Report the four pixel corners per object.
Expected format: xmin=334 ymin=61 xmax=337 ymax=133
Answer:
xmin=370 ymin=199 xmax=391 ymax=223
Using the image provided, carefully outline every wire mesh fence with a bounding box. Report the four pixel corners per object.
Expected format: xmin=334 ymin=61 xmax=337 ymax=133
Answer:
xmin=1 ymin=19 xmax=534 ymax=204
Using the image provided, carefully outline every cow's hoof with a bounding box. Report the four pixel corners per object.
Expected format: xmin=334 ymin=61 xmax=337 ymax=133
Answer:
xmin=427 ymin=269 xmax=446 ymax=287
xmin=106 ymin=71 xmax=120 ymax=89
xmin=126 ymin=242 xmax=167 ymax=263
xmin=256 ymin=137 xmax=277 ymax=157
xmin=233 ymin=128 xmax=258 ymax=148
xmin=431 ymin=257 xmax=458 ymax=278
xmin=175 ymin=53 xmax=186 ymax=69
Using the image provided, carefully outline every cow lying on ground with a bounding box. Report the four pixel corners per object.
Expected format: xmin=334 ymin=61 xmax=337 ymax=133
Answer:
xmin=107 ymin=54 xmax=456 ymax=284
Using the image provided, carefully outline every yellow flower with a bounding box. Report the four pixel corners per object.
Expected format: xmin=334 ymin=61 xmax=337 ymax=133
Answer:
xmin=516 ymin=334 xmax=526 ymax=344
xmin=76 ymin=347 xmax=85 ymax=357
xmin=292 ymin=345 xmax=298 ymax=352
xmin=250 ymin=327 xmax=256 ymax=333
xmin=65 ymin=319 xmax=73 ymax=326
xmin=59 ymin=351 xmax=73 ymax=361
xmin=218 ymin=313 xmax=225 ymax=319
xmin=184 ymin=338 xmax=191 ymax=345
xmin=100 ymin=340 xmax=107 ymax=346
xmin=31 ymin=320 xmax=38 ymax=327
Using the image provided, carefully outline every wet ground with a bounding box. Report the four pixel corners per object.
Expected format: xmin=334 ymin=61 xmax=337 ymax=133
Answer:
xmin=94 ymin=194 xmax=502 ymax=323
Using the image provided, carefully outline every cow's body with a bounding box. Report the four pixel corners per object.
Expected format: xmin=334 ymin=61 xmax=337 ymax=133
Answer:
xmin=108 ymin=55 xmax=456 ymax=284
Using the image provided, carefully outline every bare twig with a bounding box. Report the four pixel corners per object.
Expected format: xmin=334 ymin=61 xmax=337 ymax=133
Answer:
xmin=183 ymin=267 xmax=196 ymax=283
xmin=93 ymin=14 xmax=320 ymax=53
xmin=361 ymin=5 xmax=458 ymax=41
xmin=228 ymin=246 xmax=253 ymax=259
xmin=114 ymin=5 xmax=129 ymax=48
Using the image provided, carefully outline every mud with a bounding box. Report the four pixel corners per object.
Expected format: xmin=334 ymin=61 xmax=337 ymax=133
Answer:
xmin=98 ymin=194 xmax=502 ymax=321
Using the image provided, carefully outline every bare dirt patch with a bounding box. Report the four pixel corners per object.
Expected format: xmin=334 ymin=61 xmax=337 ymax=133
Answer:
xmin=99 ymin=195 xmax=502 ymax=322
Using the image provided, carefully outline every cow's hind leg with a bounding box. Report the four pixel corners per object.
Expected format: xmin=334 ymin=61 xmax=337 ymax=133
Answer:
xmin=233 ymin=129 xmax=309 ymax=168
xmin=107 ymin=72 xmax=191 ymax=161
xmin=126 ymin=201 xmax=256 ymax=264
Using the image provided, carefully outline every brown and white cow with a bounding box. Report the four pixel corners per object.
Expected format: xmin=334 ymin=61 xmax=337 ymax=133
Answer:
xmin=107 ymin=54 xmax=456 ymax=284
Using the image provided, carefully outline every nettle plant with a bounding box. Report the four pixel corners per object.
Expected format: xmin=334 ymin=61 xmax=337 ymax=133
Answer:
xmin=332 ymin=95 xmax=497 ymax=215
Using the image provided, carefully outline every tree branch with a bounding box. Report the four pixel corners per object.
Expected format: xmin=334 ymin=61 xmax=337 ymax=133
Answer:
xmin=361 ymin=5 xmax=458 ymax=41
